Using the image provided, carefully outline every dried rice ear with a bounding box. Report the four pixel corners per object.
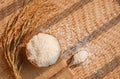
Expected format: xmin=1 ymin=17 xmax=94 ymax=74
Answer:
xmin=26 ymin=33 xmax=61 ymax=67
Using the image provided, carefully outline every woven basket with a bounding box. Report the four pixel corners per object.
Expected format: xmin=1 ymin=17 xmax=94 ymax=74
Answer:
xmin=0 ymin=0 xmax=120 ymax=79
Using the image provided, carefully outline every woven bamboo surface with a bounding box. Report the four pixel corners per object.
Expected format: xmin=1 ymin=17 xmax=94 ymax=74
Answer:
xmin=0 ymin=0 xmax=120 ymax=79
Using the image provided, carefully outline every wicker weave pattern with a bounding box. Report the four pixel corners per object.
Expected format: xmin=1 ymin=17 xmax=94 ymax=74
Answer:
xmin=45 ymin=0 xmax=120 ymax=79
xmin=0 ymin=0 xmax=120 ymax=79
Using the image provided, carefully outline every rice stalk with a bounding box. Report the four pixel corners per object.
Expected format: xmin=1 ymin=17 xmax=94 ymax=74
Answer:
xmin=1 ymin=9 xmax=33 ymax=79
